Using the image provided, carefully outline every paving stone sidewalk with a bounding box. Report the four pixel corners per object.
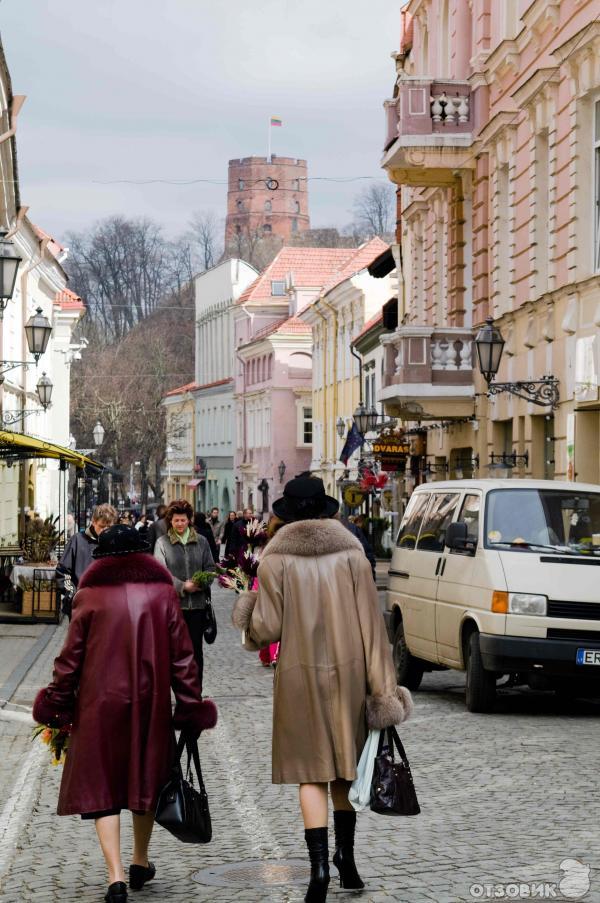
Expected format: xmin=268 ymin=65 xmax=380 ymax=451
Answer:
xmin=0 ymin=587 xmax=599 ymax=902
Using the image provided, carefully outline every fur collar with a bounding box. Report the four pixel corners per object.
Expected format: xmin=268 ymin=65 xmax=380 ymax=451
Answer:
xmin=167 ymin=526 xmax=198 ymax=545
xmin=78 ymin=553 xmax=173 ymax=588
xmin=263 ymin=518 xmax=362 ymax=558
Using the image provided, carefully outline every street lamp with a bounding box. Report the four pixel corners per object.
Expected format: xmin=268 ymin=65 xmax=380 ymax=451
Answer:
xmin=353 ymin=402 xmax=371 ymax=435
xmin=0 ymin=230 xmax=22 ymax=316
xmin=36 ymin=372 xmax=53 ymax=410
xmin=336 ymin=416 xmax=346 ymax=439
xmin=474 ymin=317 xmax=559 ymax=409
xmin=93 ymin=421 xmax=105 ymax=447
xmin=24 ymin=307 xmax=52 ymax=363
xmin=278 ymin=460 xmax=286 ymax=483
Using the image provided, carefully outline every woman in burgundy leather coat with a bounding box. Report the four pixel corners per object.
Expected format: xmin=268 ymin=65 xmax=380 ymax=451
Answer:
xmin=34 ymin=524 xmax=218 ymax=903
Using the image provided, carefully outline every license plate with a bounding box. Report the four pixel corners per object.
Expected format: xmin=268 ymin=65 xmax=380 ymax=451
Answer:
xmin=576 ymin=648 xmax=600 ymax=665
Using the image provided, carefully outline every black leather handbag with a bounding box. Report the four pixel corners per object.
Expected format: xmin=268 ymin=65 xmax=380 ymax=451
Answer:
xmin=370 ymin=727 xmax=420 ymax=817
xmin=155 ymin=733 xmax=212 ymax=843
xmin=202 ymin=597 xmax=217 ymax=645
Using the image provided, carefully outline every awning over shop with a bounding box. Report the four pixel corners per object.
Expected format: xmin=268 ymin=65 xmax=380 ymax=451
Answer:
xmin=0 ymin=430 xmax=103 ymax=472
xmin=187 ymin=478 xmax=202 ymax=488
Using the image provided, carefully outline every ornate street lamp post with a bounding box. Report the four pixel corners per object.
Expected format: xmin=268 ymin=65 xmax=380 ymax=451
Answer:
xmin=24 ymin=307 xmax=52 ymax=363
xmin=36 ymin=372 xmax=53 ymax=410
xmin=0 ymin=230 xmax=22 ymax=317
xmin=278 ymin=460 xmax=286 ymax=483
xmin=474 ymin=317 xmax=559 ymax=409
xmin=93 ymin=421 xmax=105 ymax=447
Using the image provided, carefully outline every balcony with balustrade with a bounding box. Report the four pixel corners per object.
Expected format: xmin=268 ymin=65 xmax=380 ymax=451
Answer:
xmin=379 ymin=326 xmax=475 ymax=419
xmin=383 ymin=79 xmax=475 ymax=186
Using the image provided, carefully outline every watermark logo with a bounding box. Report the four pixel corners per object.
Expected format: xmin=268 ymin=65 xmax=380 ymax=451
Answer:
xmin=559 ymin=859 xmax=590 ymax=900
xmin=469 ymin=858 xmax=590 ymax=899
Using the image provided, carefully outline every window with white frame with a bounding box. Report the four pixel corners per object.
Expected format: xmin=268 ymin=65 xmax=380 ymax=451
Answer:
xmin=302 ymin=406 xmax=312 ymax=444
xmin=595 ymin=100 xmax=600 ymax=272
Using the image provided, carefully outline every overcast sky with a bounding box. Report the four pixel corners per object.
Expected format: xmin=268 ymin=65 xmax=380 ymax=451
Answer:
xmin=1 ymin=0 xmax=399 ymax=244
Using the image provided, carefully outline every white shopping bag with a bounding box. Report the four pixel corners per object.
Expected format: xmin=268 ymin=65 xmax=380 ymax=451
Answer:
xmin=349 ymin=729 xmax=381 ymax=812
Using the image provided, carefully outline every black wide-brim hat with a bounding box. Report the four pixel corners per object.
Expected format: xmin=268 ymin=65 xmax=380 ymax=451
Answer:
xmin=272 ymin=475 xmax=339 ymax=523
xmin=92 ymin=523 xmax=151 ymax=558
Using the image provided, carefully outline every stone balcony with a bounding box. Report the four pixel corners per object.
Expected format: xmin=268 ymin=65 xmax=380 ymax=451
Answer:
xmin=383 ymin=79 xmax=475 ymax=186
xmin=379 ymin=326 xmax=475 ymax=419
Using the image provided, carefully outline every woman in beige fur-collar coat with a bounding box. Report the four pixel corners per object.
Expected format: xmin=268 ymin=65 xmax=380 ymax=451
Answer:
xmin=232 ymin=475 xmax=412 ymax=903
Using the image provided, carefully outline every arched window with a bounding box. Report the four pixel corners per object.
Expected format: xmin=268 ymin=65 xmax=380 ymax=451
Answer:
xmin=263 ymin=223 xmax=272 ymax=233
xmin=236 ymin=199 xmax=244 ymax=210
xmin=268 ymin=353 xmax=273 ymax=379
xmin=238 ymin=179 xmax=245 ymax=190
xmin=293 ymin=200 xmax=300 ymax=214
xmin=264 ymin=200 xmax=272 ymax=212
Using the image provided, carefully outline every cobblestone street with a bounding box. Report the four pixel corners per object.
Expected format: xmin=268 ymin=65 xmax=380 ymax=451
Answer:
xmin=0 ymin=585 xmax=599 ymax=903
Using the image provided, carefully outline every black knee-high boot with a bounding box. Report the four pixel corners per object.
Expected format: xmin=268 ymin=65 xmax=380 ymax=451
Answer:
xmin=332 ymin=810 xmax=364 ymax=890
xmin=304 ymin=827 xmax=330 ymax=902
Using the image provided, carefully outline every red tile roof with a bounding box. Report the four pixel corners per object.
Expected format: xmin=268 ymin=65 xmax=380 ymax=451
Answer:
xmin=192 ymin=377 xmax=233 ymax=392
xmin=163 ymin=381 xmax=199 ymax=398
xmin=321 ymin=237 xmax=389 ymax=296
xmin=54 ymin=288 xmax=86 ymax=311
xmin=243 ymin=315 xmax=312 ymax=348
xmin=33 ymin=224 xmax=65 ymax=261
xmin=354 ymin=311 xmax=383 ymax=343
xmin=236 ymin=247 xmax=359 ymax=305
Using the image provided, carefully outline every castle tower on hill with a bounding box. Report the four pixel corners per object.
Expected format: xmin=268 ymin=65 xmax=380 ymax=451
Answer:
xmin=225 ymin=156 xmax=310 ymax=244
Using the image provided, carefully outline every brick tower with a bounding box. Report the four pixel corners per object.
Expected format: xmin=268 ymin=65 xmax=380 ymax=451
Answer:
xmin=225 ymin=156 xmax=310 ymax=244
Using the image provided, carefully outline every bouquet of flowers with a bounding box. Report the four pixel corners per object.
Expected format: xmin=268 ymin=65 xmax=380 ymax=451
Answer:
xmin=32 ymin=723 xmax=71 ymax=766
xmin=191 ymin=570 xmax=217 ymax=590
xmin=218 ymin=518 xmax=268 ymax=594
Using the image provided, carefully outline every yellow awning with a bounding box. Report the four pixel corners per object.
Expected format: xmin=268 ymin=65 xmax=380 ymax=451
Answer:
xmin=0 ymin=430 xmax=103 ymax=471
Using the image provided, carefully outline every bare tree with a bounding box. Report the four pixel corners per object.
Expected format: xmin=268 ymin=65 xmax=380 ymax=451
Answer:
xmin=67 ymin=217 xmax=174 ymax=344
xmin=352 ymin=183 xmax=396 ymax=238
xmin=188 ymin=210 xmax=222 ymax=272
xmin=223 ymin=222 xmax=283 ymax=269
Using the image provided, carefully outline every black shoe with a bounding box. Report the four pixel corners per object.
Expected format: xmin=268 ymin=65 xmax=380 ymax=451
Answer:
xmin=105 ymin=882 xmax=127 ymax=902
xmin=129 ymin=862 xmax=156 ymax=891
xmin=332 ymin=810 xmax=364 ymax=890
xmin=304 ymin=827 xmax=330 ymax=902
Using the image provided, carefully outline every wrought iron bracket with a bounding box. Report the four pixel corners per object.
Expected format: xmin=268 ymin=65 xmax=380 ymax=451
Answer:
xmin=0 ymin=360 xmax=30 ymax=383
xmin=1 ymin=409 xmax=41 ymax=426
xmin=487 ymin=376 xmax=559 ymax=410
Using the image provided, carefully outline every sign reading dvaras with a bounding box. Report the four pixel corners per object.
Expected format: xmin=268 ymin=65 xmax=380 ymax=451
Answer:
xmin=372 ymin=432 xmax=410 ymax=472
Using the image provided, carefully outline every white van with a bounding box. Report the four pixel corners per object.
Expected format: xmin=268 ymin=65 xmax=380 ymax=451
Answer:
xmin=385 ymin=479 xmax=600 ymax=711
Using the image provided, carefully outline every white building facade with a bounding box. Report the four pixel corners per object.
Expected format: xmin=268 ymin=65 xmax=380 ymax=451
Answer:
xmin=193 ymin=258 xmax=257 ymax=515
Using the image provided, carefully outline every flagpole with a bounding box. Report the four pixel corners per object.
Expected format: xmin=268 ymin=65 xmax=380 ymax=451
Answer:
xmin=267 ymin=118 xmax=271 ymax=163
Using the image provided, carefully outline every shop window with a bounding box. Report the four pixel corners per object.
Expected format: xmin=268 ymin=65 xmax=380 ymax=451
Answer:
xmin=416 ymin=493 xmax=460 ymax=552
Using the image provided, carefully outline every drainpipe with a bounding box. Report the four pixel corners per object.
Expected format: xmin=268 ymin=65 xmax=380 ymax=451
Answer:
xmin=312 ymin=302 xmax=330 ymax=468
xmin=318 ymin=300 xmax=340 ymax=475
xmin=350 ymin=345 xmax=363 ymax=404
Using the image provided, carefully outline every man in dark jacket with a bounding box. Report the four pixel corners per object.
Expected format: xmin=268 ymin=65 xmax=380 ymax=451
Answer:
xmin=147 ymin=504 xmax=167 ymax=551
xmin=228 ymin=507 xmax=254 ymax=560
xmin=55 ymin=504 xmax=118 ymax=618
xmin=340 ymin=516 xmax=377 ymax=582
xmin=193 ymin=512 xmax=219 ymax=562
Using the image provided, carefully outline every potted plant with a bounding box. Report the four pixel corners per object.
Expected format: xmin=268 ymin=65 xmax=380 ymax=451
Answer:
xmin=20 ymin=515 xmax=62 ymax=616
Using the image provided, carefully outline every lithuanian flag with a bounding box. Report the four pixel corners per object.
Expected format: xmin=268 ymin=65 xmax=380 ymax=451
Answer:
xmin=270 ymin=116 xmax=283 ymax=127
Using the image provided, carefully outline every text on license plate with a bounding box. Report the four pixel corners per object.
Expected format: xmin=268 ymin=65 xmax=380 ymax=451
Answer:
xmin=576 ymin=648 xmax=600 ymax=665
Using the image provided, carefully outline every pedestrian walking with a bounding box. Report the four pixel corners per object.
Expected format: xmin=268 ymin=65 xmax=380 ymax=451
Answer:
xmin=147 ymin=504 xmax=167 ymax=551
xmin=222 ymin=510 xmax=238 ymax=559
xmin=193 ymin=511 xmax=219 ymax=562
xmin=55 ymin=503 xmax=118 ymax=619
xmin=232 ymin=475 xmax=412 ymax=903
xmin=154 ymin=500 xmax=215 ymax=683
xmin=33 ymin=524 xmax=217 ymax=903
xmin=227 ymin=507 xmax=254 ymax=560
xmin=208 ymin=507 xmax=222 ymax=543
xmin=340 ymin=514 xmax=377 ymax=581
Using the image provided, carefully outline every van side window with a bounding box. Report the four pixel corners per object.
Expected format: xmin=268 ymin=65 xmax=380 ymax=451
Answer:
xmin=458 ymin=493 xmax=480 ymax=541
xmin=417 ymin=493 xmax=460 ymax=552
xmin=396 ymin=494 xmax=430 ymax=549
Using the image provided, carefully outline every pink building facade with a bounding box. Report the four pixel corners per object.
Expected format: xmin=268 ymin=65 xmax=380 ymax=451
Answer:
xmin=233 ymin=247 xmax=369 ymax=512
xmin=381 ymin=0 xmax=600 ymax=484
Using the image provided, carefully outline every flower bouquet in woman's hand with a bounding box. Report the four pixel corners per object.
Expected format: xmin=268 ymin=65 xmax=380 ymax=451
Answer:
xmin=191 ymin=570 xmax=216 ymax=591
xmin=32 ymin=723 xmax=71 ymax=766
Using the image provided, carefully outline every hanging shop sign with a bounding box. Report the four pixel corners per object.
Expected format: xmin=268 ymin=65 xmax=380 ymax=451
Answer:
xmin=372 ymin=434 xmax=411 ymax=472
xmin=343 ymin=483 xmax=366 ymax=509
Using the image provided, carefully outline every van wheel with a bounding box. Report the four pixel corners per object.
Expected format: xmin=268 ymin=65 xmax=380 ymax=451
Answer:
xmin=392 ymin=623 xmax=424 ymax=691
xmin=465 ymin=631 xmax=496 ymax=713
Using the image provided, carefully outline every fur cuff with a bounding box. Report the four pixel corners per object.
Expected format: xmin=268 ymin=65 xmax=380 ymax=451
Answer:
xmin=232 ymin=590 xmax=258 ymax=630
xmin=366 ymin=686 xmax=414 ymax=730
xmin=173 ymin=698 xmax=218 ymax=734
xmin=32 ymin=688 xmax=73 ymax=728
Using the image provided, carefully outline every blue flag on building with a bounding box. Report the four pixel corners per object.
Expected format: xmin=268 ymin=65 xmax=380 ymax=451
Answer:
xmin=340 ymin=423 xmax=364 ymax=465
